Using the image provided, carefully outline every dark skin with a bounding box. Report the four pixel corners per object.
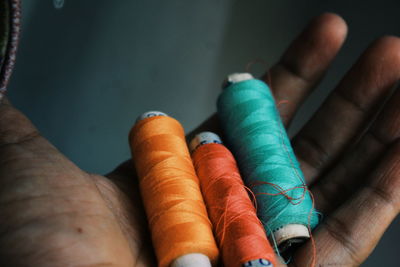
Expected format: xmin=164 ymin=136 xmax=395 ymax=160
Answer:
xmin=0 ymin=13 xmax=398 ymax=267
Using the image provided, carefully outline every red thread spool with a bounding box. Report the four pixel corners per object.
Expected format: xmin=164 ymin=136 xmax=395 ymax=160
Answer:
xmin=190 ymin=132 xmax=276 ymax=267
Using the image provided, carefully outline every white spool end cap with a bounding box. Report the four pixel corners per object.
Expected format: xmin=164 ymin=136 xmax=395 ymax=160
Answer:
xmin=273 ymin=224 xmax=310 ymax=251
xmin=228 ymin=73 xmax=254 ymax=83
xmin=243 ymin=259 xmax=273 ymax=267
xmin=136 ymin=111 xmax=168 ymax=123
xmin=189 ymin=131 xmax=222 ymax=153
xmin=222 ymin=73 xmax=254 ymax=89
xmin=171 ymin=253 xmax=212 ymax=267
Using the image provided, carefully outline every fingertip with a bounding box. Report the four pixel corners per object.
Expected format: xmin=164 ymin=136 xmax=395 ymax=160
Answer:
xmin=304 ymin=13 xmax=348 ymax=56
xmin=314 ymin=12 xmax=348 ymax=45
xmin=373 ymin=35 xmax=400 ymax=45
xmin=369 ymin=35 xmax=400 ymax=65
xmin=355 ymin=35 xmax=400 ymax=91
xmin=281 ymin=13 xmax=348 ymax=81
xmin=318 ymin=12 xmax=347 ymax=27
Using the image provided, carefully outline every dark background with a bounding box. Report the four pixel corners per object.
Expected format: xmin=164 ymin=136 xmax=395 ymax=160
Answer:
xmin=8 ymin=1 xmax=399 ymax=266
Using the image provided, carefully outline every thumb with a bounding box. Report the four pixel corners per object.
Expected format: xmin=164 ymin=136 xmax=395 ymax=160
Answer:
xmin=0 ymin=97 xmax=84 ymax=184
xmin=0 ymin=97 xmax=41 ymax=147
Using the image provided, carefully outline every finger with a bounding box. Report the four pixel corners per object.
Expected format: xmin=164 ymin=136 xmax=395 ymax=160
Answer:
xmin=0 ymin=98 xmax=80 ymax=180
xmin=0 ymin=97 xmax=81 ymax=177
xmin=312 ymin=85 xmax=400 ymax=213
xmin=0 ymin=97 xmax=92 ymax=214
xmin=292 ymin=141 xmax=400 ymax=266
xmin=293 ymin=36 xmax=400 ymax=183
xmin=265 ymin=13 xmax=347 ymax=125
xmin=0 ymin=97 xmax=40 ymax=146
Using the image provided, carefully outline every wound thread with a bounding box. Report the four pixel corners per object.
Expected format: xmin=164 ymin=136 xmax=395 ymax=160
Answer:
xmin=217 ymin=74 xmax=319 ymax=250
xmin=129 ymin=115 xmax=219 ymax=267
xmin=191 ymin=135 xmax=276 ymax=267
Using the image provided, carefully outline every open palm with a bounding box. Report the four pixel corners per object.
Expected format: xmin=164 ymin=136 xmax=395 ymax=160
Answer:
xmin=0 ymin=13 xmax=398 ymax=267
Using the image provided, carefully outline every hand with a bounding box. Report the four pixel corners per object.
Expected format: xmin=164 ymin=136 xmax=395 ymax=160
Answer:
xmin=189 ymin=13 xmax=400 ymax=266
xmin=0 ymin=13 xmax=398 ymax=267
xmin=0 ymin=96 xmax=156 ymax=266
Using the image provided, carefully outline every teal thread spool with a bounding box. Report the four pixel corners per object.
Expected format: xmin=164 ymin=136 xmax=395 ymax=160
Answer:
xmin=217 ymin=73 xmax=319 ymax=252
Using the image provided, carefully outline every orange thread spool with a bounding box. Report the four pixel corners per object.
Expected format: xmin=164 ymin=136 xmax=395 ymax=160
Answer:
xmin=129 ymin=113 xmax=219 ymax=267
xmin=190 ymin=132 xmax=276 ymax=267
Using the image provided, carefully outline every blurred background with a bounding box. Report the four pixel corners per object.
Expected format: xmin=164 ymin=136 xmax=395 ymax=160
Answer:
xmin=8 ymin=0 xmax=399 ymax=265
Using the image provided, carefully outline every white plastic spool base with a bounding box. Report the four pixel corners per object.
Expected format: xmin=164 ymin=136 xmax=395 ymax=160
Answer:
xmin=171 ymin=253 xmax=212 ymax=267
xmin=273 ymin=224 xmax=310 ymax=251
